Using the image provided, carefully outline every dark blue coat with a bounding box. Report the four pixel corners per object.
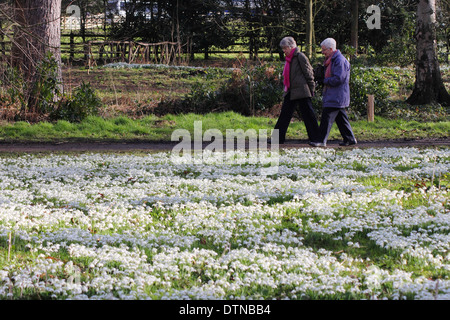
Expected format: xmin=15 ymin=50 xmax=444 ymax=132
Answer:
xmin=323 ymin=50 xmax=350 ymax=108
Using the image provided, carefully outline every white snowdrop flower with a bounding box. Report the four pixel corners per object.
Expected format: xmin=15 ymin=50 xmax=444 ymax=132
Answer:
xmin=1 ymin=148 xmax=449 ymax=299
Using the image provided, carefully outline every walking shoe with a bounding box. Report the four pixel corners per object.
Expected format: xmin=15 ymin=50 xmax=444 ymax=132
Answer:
xmin=339 ymin=140 xmax=357 ymax=146
xmin=309 ymin=142 xmax=326 ymax=147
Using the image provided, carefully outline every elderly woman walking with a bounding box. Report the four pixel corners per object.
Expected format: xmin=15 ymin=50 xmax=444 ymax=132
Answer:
xmin=271 ymin=36 xmax=319 ymax=144
xmin=309 ymin=38 xmax=357 ymax=147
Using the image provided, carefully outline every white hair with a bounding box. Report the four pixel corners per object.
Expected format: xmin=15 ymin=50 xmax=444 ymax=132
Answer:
xmin=321 ymin=38 xmax=337 ymax=50
xmin=280 ymin=37 xmax=297 ymax=48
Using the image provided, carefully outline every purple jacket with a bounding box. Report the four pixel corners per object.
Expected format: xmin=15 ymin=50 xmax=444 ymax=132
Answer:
xmin=323 ymin=50 xmax=350 ymax=108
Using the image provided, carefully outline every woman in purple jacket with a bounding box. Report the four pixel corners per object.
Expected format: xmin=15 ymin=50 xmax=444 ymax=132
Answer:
xmin=310 ymin=38 xmax=357 ymax=147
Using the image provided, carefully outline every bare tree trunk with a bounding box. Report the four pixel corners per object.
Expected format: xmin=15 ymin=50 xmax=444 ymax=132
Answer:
xmin=12 ymin=0 xmax=62 ymax=115
xmin=305 ymin=0 xmax=313 ymax=59
xmin=12 ymin=0 xmax=62 ymax=81
xmin=350 ymin=0 xmax=358 ymax=52
xmin=407 ymin=0 xmax=450 ymax=106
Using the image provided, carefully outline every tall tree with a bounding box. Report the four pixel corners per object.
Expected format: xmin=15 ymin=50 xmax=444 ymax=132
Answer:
xmin=305 ymin=0 xmax=313 ymax=58
xmin=350 ymin=0 xmax=358 ymax=51
xmin=407 ymin=0 xmax=450 ymax=106
xmin=12 ymin=0 xmax=63 ymax=114
xmin=12 ymin=0 xmax=62 ymax=79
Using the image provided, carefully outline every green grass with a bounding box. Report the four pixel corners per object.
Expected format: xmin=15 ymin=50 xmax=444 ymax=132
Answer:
xmin=0 ymin=112 xmax=447 ymax=143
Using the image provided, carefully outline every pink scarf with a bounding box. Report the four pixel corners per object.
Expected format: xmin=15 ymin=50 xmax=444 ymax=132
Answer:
xmin=283 ymin=48 xmax=296 ymax=92
xmin=324 ymin=51 xmax=335 ymax=79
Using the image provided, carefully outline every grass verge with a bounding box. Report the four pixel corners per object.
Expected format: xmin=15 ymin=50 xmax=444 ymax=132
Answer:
xmin=0 ymin=112 xmax=448 ymax=143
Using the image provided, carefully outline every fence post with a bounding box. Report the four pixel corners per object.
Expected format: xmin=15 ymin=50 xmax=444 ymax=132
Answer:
xmin=99 ymin=43 xmax=104 ymax=63
xmin=84 ymin=42 xmax=92 ymax=69
xmin=367 ymin=94 xmax=375 ymax=122
xmin=128 ymin=41 xmax=134 ymax=63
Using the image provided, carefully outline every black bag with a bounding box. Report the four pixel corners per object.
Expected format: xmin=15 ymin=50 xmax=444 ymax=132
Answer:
xmin=313 ymin=64 xmax=325 ymax=85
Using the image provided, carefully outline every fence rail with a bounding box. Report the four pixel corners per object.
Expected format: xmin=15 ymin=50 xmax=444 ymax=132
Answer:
xmin=85 ymin=40 xmax=184 ymax=67
xmin=0 ymin=32 xmax=279 ymax=67
xmin=0 ymin=33 xmax=186 ymax=66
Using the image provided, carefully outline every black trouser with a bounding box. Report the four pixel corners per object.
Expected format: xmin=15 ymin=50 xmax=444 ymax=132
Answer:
xmin=273 ymin=94 xmax=319 ymax=144
xmin=318 ymin=107 xmax=356 ymax=144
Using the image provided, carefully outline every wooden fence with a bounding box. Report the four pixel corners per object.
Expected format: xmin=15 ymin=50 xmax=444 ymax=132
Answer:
xmin=85 ymin=40 xmax=184 ymax=67
xmin=0 ymin=33 xmax=185 ymax=67
xmin=0 ymin=35 xmax=277 ymax=68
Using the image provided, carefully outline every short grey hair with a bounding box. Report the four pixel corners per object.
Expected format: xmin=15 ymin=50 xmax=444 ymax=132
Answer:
xmin=321 ymin=38 xmax=337 ymax=50
xmin=280 ymin=36 xmax=296 ymax=48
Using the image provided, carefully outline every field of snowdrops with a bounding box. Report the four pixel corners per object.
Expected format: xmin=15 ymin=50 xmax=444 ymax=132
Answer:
xmin=0 ymin=146 xmax=449 ymax=300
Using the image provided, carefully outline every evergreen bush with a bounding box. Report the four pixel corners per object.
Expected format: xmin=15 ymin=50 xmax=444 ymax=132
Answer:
xmin=51 ymin=81 xmax=103 ymax=122
xmin=156 ymin=63 xmax=284 ymax=116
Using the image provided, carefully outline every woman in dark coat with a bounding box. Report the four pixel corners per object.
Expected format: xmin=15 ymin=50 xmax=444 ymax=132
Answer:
xmin=272 ymin=37 xmax=319 ymax=144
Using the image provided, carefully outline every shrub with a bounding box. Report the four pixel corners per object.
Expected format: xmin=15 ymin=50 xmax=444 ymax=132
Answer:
xmin=219 ymin=64 xmax=283 ymax=115
xmin=0 ymin=53 xmax=61 ymax=121
xmin=155 ymin=63 xmax=284 ymax=116
xmin=0 ymin=66 xmax=26 ymax=112
xmin=350 ymin=67 xmax=417 ymax=118
xmin=51 ymin=81 xmax=103 ymax=122
xmin=29 ymin=52 xmax=62 ymax=115
xmin=350 ymin=67 xmax=392 ymax=118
